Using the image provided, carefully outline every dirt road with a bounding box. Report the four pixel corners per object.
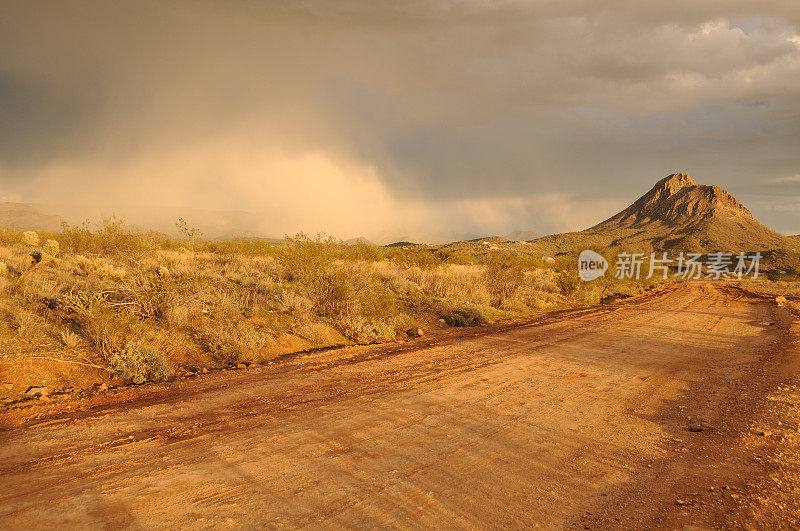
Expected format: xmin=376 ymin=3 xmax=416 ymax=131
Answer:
xmin=1 ymin=282 xmax=798 ymax=529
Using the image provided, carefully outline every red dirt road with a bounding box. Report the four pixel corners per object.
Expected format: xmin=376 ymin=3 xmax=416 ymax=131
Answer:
xmin=1 ymin=282 xmax=798 ymax=529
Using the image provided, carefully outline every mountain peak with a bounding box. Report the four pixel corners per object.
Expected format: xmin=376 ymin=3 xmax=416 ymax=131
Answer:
xmin=592 ymin=173 xmax=755 ymax=232
xmin=581 ymin=173 xmax=791 ymax=252
xmin=656 ymin=173 xmax=697 ymax=194
xmin=529 ymin=173 xmax=792 ymax=254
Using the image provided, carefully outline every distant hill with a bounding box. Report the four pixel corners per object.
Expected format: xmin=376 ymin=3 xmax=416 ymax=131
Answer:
xmin=505 ymin=230 xmax=542 ymax=242
xmin=468 ymin=236 xmax=510 ymax=244
xmin=0 ymin=203 xmax=63 ymax=232
xmin=370 ymin=229 xmax=479 ymax=246
xmin=528 ymin=173 xmax=794 ymax=255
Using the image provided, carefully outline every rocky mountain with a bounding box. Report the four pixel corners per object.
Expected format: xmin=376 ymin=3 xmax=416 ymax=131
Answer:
xmin=529 ymin=173 xmax=794 ymax=254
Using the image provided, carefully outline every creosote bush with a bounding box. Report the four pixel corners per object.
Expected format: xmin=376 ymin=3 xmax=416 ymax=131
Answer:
xmin=484 ymin=255 xmax=526 ymax=308
xmin=58 ymin=217 xmax=156 ymax=257
xmin=441 ymin=307 xmax=487 ymax=327
xmin=108 ymin=341 xmax=172 ymax=384
xmin=341 ymin=316 xmax=396 ymax=344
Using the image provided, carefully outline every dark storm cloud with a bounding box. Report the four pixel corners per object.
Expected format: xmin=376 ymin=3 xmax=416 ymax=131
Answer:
xmin=0 ymin=72 xmax=107 ymax=168
xmin=0 ymin=0 xmax=799 ymax=235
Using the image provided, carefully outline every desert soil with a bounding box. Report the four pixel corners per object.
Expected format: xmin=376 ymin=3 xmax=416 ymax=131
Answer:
xmin=1 ymin=281 xmax=799 ymax=529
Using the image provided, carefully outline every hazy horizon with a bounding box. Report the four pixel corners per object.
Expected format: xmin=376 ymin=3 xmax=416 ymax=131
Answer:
xmin=2 ymin=1 xmax=800 ymax=237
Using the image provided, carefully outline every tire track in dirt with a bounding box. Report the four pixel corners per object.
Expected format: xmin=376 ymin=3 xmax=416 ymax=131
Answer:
xmin=0 ymin=282 xmax=797 ymax=528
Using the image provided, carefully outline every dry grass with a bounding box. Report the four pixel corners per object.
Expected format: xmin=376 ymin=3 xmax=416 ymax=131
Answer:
xmin=0 ymin=224 xmax=654 ymax=389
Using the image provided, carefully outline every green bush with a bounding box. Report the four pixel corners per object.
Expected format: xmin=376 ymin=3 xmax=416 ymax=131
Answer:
xmin=108 ymin=341 xmax=172 ymax=384
xmin=441 ymin=307 xmax=486 ymax=327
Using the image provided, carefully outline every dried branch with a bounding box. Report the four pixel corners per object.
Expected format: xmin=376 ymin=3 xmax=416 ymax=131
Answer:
xmin=28 ymin=356 xmax=108 ymax=370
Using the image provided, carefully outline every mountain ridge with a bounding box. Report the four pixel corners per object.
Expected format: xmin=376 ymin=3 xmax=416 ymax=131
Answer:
xmin=589 ymin=173 xmax=755 ymax=232
xmin=0 ymin=202 xmax=64 ymax=232
xmin=527 ymin=173 xmax=794 ymax=254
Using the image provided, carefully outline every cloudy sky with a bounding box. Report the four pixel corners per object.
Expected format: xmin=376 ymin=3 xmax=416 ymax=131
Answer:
xmin=1 ymin=0 xmax=799 ymax=238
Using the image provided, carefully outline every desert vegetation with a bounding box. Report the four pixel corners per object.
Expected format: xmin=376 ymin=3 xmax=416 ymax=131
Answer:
xmin=0 ymin=220 xmax=662 ymax=391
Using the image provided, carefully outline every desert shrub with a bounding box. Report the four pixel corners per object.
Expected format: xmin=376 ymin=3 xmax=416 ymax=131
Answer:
xmin=556 ymin=270 xmax=581 ymax=298
xmin=59 ymin=218 xmax=155 ymax=257
xmin=196 ymin=326 xmax=266 ymax=365
xmin=98 ymin=263 xmax=127 ymax=280
xmin=0 ymin=222 xmax=586 ymax=386
xmin=294 ymin=322 xmax=341 ymax=344
xmin=203 ymin=337 xmax=242 ymax=365
xmin=17 ymin=275 xmax=62 ymax=306
xmin=484 ymin=257 xmax=526 ymax=308
xmin=341 ymin=316 xmax=396 ymax=344
xmin=481 ymin=250 xmax=539 ymax=270
xmin=404 ymin=264 xmax=490 ymax=303
xmin=166 ymin=302 xmax=191 ymax=328
xmin=22 ymin=231 xmax=39 ymax=247
xmin=0 ymin=229 xmax=21 ymax=246
xmin=108 ymin=341 xmax=172 ymax=384
xmin=278 ymin=244 xmax=397 ymax=337
xmin=279 ymin=233 xmax=339 ymax=282
xmin=441 ymin=250 xmax=478 ymax=265
xmin=62 ymin=288 xmax=107 ymax=317
xmin=533 ymin=270 xmax=560 ymax=293
xmin=303 ymin=268 xmax=349 ymax=317
xmin=78 ymin=307 xmax=139 ymax=358
xmin=73 ymin=255 xmax=99 ymax=275
xmin=441 ymin=306 xmax=487 ymax=327
xmin=278 ymin=290 xmax=314 ymax=314
xmin=197 ymin=238 xmax=279 ymax=257
xmin=389 ymin=248 xmax=442 ymax=269
xmin=297 ymin=260 xmax=395 ymax=323
xmin=341 ymin=241 xmax=383 ymax=262
xmin=105 ymin=273 xmax=171 ymax=320
xmin=230 ymin=323 xmax=275 ymax=358
xmin=43 ymin=239 xmax=60 ymax=257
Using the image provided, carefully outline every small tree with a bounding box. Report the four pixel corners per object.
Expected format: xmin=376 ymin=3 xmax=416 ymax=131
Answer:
xmin=175 ymin=218 xmax=203 ymax=252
